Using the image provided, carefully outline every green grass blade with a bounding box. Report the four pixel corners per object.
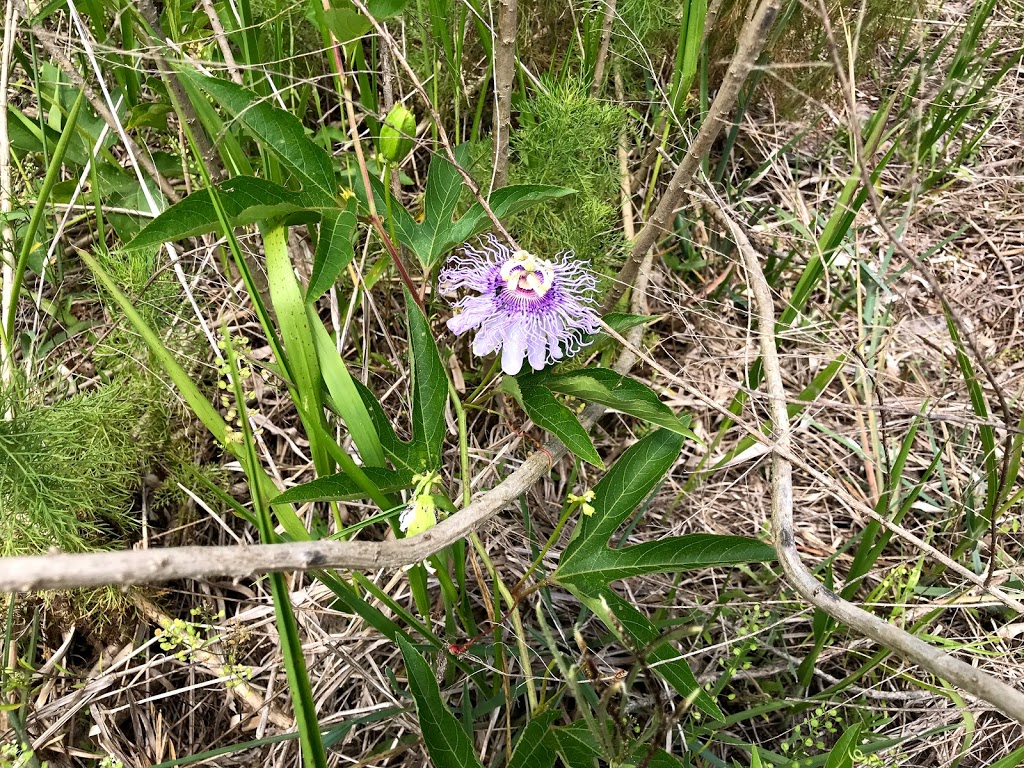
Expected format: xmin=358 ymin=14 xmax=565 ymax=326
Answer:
xmin=224 ymin=332 xmax=328 ymax=768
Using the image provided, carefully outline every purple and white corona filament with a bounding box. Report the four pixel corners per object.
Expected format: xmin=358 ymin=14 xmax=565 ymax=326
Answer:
xmin=439 ymin=236 xmax=601 ymax=375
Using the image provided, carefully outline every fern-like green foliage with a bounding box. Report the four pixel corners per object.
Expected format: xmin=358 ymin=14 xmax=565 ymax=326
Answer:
xmin=508 ymin=77 xmax=628 ymax=272
xmin=0 ymin=379 xmax=166 ymax=557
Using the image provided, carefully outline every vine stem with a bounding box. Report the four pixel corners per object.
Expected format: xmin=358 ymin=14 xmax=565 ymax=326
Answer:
xmin=702 ymin=186 xmax=1024 ymax=724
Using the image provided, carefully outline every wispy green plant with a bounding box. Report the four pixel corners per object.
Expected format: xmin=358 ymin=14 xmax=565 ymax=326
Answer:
xmin=509 ymin=77 xmax=627 ymax=268
xmin=0 ymin=378 xmax=166 ymax=557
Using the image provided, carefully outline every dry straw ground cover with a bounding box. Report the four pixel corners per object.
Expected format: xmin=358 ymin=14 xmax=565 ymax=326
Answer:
xmin=1 ymin=0 xmax=1023 ymax=766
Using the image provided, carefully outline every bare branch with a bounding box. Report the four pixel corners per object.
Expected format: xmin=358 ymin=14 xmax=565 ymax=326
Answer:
xmin=491 ymin=0 xmax=517 ymax=189
xmin=590 ymin=0 xmax=617 ymax=97
xmin=705 ymin=187 xmax=1024 ymax=724
xmin=602 ymin=0 xmax=782 ymax=313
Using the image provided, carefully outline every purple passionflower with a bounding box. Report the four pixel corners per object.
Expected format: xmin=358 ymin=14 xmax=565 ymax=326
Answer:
xmin=439 ymin=236 xmax=601 ymax=375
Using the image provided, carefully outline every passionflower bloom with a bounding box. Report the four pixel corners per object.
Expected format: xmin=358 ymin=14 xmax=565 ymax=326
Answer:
xmin=439 ymin=236 xmax=601 ymax=375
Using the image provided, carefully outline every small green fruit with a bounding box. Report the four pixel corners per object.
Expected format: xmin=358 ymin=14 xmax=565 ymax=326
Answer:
xmin=378 ymin=104 xmax=416 ymax=163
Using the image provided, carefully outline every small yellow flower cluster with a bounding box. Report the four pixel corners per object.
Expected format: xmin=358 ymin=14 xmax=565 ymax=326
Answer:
xmin=568 ymin=489 xmax=596 ymax=517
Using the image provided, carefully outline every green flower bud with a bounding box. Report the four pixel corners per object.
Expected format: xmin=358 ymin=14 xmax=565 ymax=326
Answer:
xmin=378 ymin=104 xmax=416 ymax=163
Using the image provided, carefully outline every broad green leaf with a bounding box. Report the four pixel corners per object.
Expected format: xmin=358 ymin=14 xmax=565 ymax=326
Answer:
xmin=445 ymin=184 xmax=576 ymax=251
xmin=307 ymin=202 xmax=357 ymax=302
xmin=505 ymin=376 xmax=602 ymax=468
xmin=560 ymin=429 xmax=685 ymax=565
xmin=507 ymin=711 xmax=560 ymax=768
xmin=182 ymin=72 xmax=337 ymax=204
xmin=823 ymin=724 xmax=862 ymax=768
xmin=557 ymin=533 xmax=775 ymax=587
xmin=125 ymin=176 xmax=311 ymax=252
xmin=271 ymin=467 xmax=411 ymax=504
xmin=264 ymin=225 xmax=323 ymax=421
xmin=407 ymin=294 xmax=448 ymax=470
xmin=750 ymin=745 xmax=763 ymax=768
xmin=546 ymin=722 xmax=602 ymax=766
xmin=352 ymin=146 xmax=572 ymax=267
xmin=324 ymin=0 xmax=408 ymax=43
xmin=397 ymin=637 xmax=485 ymax=768
xmin=322 ymin=9 xmax=372 ymax=43
xmin=532 ymin=369 xmax=696 ymax=440
xmin=582 ymin=590 xmax=723 ymax=720
xmin=311 ymin=314 xmax=386 ymax=467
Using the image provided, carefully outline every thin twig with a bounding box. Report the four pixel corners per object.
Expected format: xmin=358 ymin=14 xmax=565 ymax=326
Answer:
xmin=491 ymin=0 xmax=517 ymax=189
xmin=602 ymin=0 xmax=782 ymax=314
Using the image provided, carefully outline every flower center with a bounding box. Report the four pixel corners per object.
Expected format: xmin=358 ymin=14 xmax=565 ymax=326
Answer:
xmin=499 ymin=250 xmax=555 ymax=298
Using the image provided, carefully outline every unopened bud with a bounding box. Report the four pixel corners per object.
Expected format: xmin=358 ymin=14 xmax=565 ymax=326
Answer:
xmin=377 ymin=105 xmax=416 ymax=163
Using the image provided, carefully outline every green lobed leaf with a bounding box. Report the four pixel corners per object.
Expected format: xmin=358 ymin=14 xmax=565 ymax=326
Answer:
xmin=351 ymin=147 xmax=572 ymax=267
xmin=307 ymin=202 xmax=357 ymax=302
xmin=532 ymin=369 xmax=696 ymax=440
xmin=559 ymin=429 xmax=685 ymax=569
xmin=505 ymin=376 xmax=602 ymax=468
xmin=400 ymin=145 xmax=469 ymax=266
xmin=351 ymin=378 xmax=427 ymax=473
xmin=397 ymin=637 xmax=485 ymax=768
xmin=556 ymin=534 xmax=776 ymax=589
xmin=270 ymin=467 xmax=412 ymax=504
xmin=507 ymin=711 xmax=560 ymax=768
xmin=182 ymin=72 xmax=337 ymax=204
xmin=125 ymin=176 xmax=312 ymax=252
xmin=407 ymin=294 xmax=448 ymax=471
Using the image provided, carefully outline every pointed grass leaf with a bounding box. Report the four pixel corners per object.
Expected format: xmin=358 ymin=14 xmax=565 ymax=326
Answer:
xmin=182 ymin=72 xmax=337 ymax=204
xmin=397 ymin=637 xmax=485 ymax=768
xmin=408 ymin=295 xmax=448 ymax=470
xmin=307 ymin=203 xmax=357 ymax=302
xmin=271 ymin=467 xmax=412 ymax=504
xmin=223 ymin=332 xmax=327 ymax=768
xmin=506 ymin=376 xmax=602 ymax=468
xmin=125 ymin=176 xmax=311 ymax=252
xmin=311 ymin=315 xmax=386 ymax=467
xmin=535 ymin=369 xmax=697 ymax=440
